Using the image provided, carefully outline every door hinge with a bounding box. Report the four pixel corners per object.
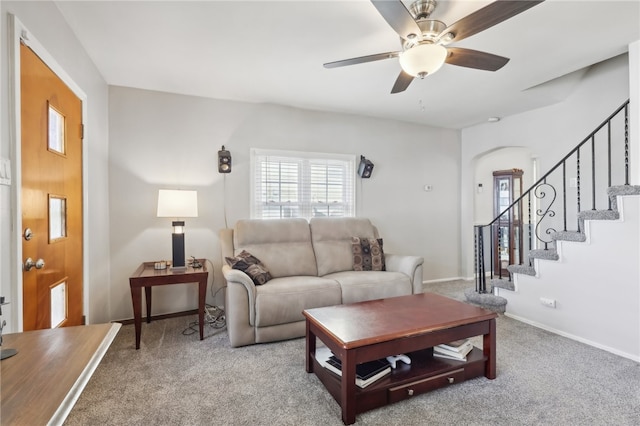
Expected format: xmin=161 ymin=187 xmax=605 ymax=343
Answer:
xmin=80 ymin=124 xmax=84 ymax=140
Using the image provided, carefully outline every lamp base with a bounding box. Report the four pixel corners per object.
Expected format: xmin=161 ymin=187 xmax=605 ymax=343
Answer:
xmin=169 ymin=265 xmax=187 ymax=272
xmin=171 ymin=232 xmax=186 ymax=269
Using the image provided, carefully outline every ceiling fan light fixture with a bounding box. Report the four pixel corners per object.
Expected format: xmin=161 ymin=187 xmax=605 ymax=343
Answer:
xmin=399 ymin=43 xmax=447 ymax=78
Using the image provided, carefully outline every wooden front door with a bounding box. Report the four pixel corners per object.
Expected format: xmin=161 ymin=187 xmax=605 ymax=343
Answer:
xmin=20 ymin=43 xmax=84 ymax=330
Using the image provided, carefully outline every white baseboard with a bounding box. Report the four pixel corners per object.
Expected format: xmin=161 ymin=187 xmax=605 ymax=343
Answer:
xmin=505 ymin=312 xmax=640 ymax=362
xmin=422 ymin=277 xmax=471 ymax=284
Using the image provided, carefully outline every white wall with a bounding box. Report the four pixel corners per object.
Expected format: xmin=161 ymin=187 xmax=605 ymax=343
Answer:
xmin=631 ymin=41 xmax=640 ymax=184
xmin=503 ymin=195 xmax=640 ymax=360
xmin=108 ymin=86 xmax=462 ymax=321
xmin=460 ymin=53 xmax=633 ymax=279
xmin=0 ymin=1 xmax=110 ymax=330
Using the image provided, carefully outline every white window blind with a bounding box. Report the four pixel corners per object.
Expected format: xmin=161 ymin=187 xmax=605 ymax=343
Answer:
xmin=251 ymin=149 xmax=356 ymax=220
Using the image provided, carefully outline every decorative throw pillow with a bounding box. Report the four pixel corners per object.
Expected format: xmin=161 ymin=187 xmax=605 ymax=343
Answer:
xmin=352 ymin=237 xmax=386 ymax=271
xmin=225 ymin=250 xmax=272 ymax=285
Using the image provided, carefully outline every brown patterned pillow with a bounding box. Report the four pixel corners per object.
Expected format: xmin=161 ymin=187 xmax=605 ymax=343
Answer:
xmin=352 ymin=237 xmax=386 ymax=271
xmin=225 ymin=250 xmax=272 ymax=285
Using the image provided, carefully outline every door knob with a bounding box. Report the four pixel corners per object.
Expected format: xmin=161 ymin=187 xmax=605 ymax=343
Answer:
xmin=24 ymin=258 xmax=45 ymax=272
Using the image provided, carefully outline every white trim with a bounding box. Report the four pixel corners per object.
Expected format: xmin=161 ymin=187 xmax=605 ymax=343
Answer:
xmin=422 ymin=277 xmax=470 ymax=284
xmin=505 ymin=312 xmax=640 ymax=362
xmin=9 ymin=15 xmax=90 ymax=330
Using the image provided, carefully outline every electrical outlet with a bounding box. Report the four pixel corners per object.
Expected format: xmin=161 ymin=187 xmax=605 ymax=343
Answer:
xmin=540 ymin=297 xmax=556 ymax=308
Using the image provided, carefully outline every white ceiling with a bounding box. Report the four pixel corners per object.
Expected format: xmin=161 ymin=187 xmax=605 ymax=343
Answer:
xmin=53 ymin=0 xmax=640 ymax=129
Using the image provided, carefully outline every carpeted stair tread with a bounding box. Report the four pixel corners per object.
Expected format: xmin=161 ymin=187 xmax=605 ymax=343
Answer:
xmin=607 ymin=184 xmax=640 ymax=197
xmin=577 ymin=209 xmax=619 ymax=221
xmin=490 ymin=278 xmax=515 ymax=292
xmin=530 ymin=249 xmax=559 ymax=261
xmin=608 ymin=185 xmax=640 ymax=210
xmin=507 ymin=264 xmax=535 ymax=276
xmin=552 ymin=230 xmax=586 ymax=242
xmin=463 ymin=288 xmax=507 ymax=313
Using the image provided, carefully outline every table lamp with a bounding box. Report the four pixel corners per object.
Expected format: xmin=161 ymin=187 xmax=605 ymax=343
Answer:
xmin=157 ymin=189 xmax=198 ymax=269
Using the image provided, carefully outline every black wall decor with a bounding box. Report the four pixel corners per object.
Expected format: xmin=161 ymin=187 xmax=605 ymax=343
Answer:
xmin=358 ymin=155 xmax=374 ymax=178
xmin=218 ymin=146 xmax=232 ymax=173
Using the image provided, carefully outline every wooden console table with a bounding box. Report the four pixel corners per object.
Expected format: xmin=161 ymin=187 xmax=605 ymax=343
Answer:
xmin=304 ymin=293 xmax=497 ymax=425
xmin=129 ymin=260 xmax=208 ymax=349
xmin=0 ymin=323 xmax=120 ymax=425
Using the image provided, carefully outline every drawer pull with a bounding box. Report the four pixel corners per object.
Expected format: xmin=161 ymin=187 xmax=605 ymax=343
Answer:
xmin=448 ymin=377 xmax=455 ymax=384
xmin=407 ymin=389 xmax=414 ymax=396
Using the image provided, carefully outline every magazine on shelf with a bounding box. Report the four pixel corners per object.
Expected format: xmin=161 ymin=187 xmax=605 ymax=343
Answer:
xmin=314 ymin=347 xmax=391 ymax=388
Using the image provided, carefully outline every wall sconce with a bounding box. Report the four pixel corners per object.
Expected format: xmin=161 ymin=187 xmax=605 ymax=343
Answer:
xmin=218 ymin=146 xmax=232 ymax=173
xmin=358 ymin=155 xmax=374 ymax=178
xmin=157 ymin=189 xmax=198 ymax=269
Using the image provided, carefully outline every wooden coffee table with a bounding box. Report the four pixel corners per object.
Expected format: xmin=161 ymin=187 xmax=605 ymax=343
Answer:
xmin=303 ymin=292 xmax=497 ymax=425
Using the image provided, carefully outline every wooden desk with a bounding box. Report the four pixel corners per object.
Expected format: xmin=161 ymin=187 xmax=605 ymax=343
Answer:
xmin=129 ymin=261 xmax=208 ymax=349
xmin=0 ymin=323 xmax=121 ymax=425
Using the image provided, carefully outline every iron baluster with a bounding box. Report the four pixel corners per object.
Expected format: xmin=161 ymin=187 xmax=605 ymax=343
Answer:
xmin=562 ymin=161 xmax=567 ymax=231
xmin=607 ymin=120 xmax=612 ymax=210
xmin=527 ymin=193 xmax=532 ymax=261
xmin=625 ymin=103 xmax=629 ymax=185
xmin=577 ymin=148 xmax=581 ymax=230
xmin=591 ymin=135 xmax=596 ymax=210
xmin=474 ymin=226 xmax=479 ymax=292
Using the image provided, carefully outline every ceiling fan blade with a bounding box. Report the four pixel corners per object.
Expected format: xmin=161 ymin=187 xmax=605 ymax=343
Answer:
xmin=445 ymin=47 xmax=509 ymax=71
xmin=440 ymin=0 xmax=544 ymax=43
xmin=391 ymin=70 xmax=414 ymax=94
xmin=323 ymin=51 xmax=399 ymax=69
xmin=371 ymin=0 xmax=422 ymax=40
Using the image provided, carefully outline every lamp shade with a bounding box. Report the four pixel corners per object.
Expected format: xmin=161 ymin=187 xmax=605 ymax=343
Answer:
xmin=399 ymin=44 xmax=447 ymax=78
xmin=157 ymin=189 xmax=198 ymax=218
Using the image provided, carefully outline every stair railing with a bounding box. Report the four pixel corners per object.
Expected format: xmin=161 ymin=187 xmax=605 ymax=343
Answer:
xmin=474 ymin=100 xmax=630 ymax=293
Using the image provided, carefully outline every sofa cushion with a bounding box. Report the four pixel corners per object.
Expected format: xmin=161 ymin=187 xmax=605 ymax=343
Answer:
xmin=234 ymin=218 xmax=318 ymax=278
xmin=254 ymin=276 xmax=342 ymax=327
xmin=324 ymin=271 xmax=412 ymax=305
xmin=310 ymin=217 xmax=378 ymax=276
xmin=352 ymin=237 xmax=386 ymax=271
xmin=225 ymin=250 xmax=272 ymax=285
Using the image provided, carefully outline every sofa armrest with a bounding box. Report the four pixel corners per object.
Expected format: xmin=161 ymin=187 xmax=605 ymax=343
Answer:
xmin=222 ymin=264 xmax=257 ymax=325
xmin=385 ymin=254 xmax=424 ymax=294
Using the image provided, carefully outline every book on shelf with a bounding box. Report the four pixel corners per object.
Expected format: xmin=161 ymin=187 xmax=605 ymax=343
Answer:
xmin=314 ymin=347 xmax=391 ymax=388
xmin=433 ymin=344 xmax=472 ymax=359
xmin=436 ymin=339 xmax=473 ymax=353
xmin=433 ymin=339 xmax=474 ymax=361
xmin=433 ymin=351 xmax=467 ymax=362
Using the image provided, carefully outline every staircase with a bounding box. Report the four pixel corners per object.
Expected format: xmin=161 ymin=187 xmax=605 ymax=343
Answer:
xmin=466 ymin=100 xmax=640 ymax=359
xmin=467 ymin=100 xmax=632 ymax=313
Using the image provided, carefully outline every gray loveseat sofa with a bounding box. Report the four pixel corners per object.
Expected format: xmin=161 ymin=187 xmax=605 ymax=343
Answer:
xmin=220 ymin=217 xmax=424 ymax=347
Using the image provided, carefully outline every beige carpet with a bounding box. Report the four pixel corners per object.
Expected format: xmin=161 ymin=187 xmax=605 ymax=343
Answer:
xmin=64 ymin=281 xmax=640 ymax=425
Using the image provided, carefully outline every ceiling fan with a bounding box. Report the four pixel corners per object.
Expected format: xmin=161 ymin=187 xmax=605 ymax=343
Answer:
xmin=324 ymin=0 xmax=544 ymax=94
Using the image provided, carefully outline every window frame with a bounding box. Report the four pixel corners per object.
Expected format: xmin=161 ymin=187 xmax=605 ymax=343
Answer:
xmin=250 ymin=148 xmax=357 ymax=220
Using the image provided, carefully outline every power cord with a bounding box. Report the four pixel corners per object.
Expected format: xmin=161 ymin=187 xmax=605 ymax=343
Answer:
xmin=182 ymin=304 xmax=226 ymax=336
xmin=182 ymin=263 xmax=227 ymax=336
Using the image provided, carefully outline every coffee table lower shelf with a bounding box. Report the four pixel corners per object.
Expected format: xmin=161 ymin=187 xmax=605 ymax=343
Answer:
xmin=311 ymin=347 xmax=487 ymax=416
